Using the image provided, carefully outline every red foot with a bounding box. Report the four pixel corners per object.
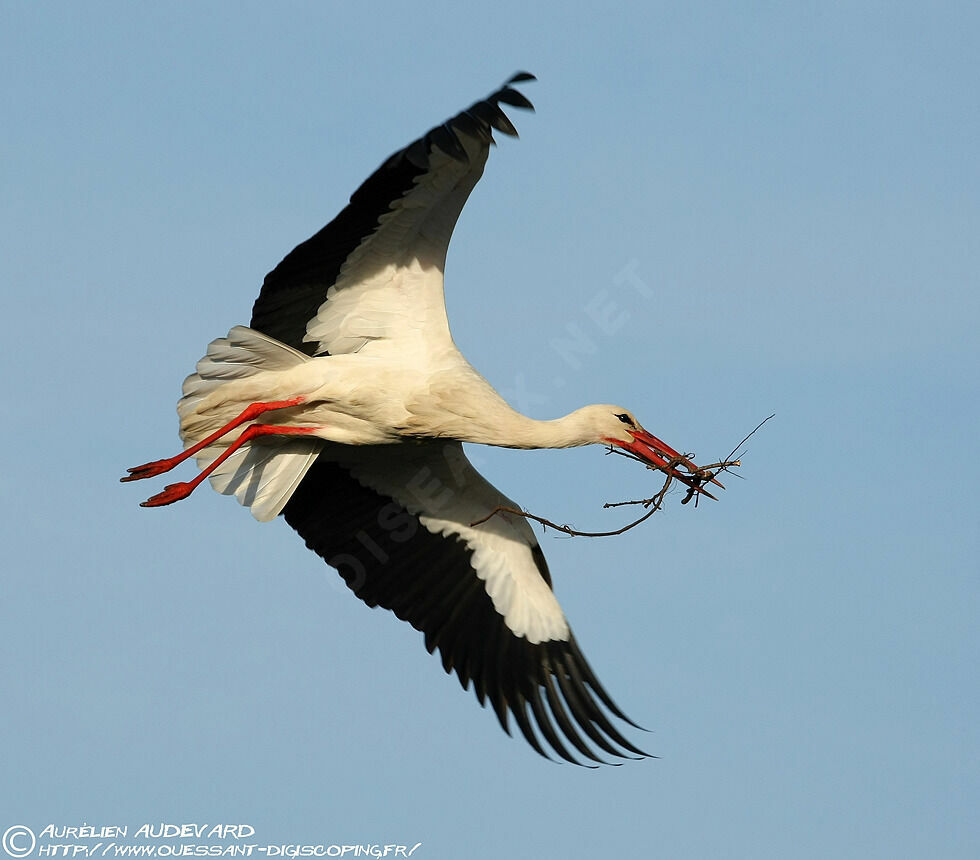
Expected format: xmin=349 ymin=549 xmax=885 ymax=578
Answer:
xmin=121 ymin=458 xmax=180 ymax=482
xmin=140 ymin=482 xmax=196 ymax=507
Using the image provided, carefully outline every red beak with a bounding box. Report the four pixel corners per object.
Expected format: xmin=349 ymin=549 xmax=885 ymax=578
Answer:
xmin=608 ymin=429 xmax=725 ymax=500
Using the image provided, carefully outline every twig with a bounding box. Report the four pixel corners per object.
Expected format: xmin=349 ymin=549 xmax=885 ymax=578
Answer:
xmin=723 ymin=413 xmax=774 ymax=462
xmin=468 ymin=482 xmax=671 ymax=538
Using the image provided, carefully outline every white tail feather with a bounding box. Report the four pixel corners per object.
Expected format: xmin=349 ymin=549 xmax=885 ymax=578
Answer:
xmin=195 ymin=439 xmax=322 ymax=522
xmin=180 ymin=326 xmax=321 ymax=521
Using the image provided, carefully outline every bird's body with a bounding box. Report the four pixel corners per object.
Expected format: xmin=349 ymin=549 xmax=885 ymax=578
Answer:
xmin=181 ymin=330 xmax=648 ymax=454
xmin=125 ymin=73 xmax=717 ymax=765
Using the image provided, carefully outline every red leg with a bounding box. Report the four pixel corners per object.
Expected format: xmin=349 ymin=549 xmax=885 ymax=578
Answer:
xmin=139 ymin=424 xmax=315 ymax=508
xmin=121 ymin=396 xmax=305 ymax=482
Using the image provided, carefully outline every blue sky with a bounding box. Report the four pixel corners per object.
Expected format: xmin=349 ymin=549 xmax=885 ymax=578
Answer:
xmin=2 ymin=2 xmax=977 ymax=858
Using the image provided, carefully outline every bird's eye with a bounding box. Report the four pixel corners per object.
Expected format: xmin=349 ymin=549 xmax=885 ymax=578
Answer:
xmin=615 ymin=413 xmax=634 ymax=427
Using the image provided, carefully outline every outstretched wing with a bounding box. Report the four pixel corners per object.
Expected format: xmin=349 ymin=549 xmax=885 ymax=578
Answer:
xmin=283 ymin=441 xmax=648 ymax=766
xmin=250 ymin=72 xmax=535 ymax=358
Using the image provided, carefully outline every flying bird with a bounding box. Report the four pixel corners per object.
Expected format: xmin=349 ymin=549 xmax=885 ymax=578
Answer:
xmin=123 ymin=73 xmax=718 ymax=766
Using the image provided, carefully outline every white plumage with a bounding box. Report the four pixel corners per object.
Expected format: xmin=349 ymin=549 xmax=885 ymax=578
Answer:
xmin=124 ymin=73 xmax=716 ymax=765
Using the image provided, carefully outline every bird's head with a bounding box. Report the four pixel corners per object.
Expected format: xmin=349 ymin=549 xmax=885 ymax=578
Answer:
xmin=591 ymin=405 xmax=686 ymax=465
xmin=588 ymin=405 xmax=721 ymax=499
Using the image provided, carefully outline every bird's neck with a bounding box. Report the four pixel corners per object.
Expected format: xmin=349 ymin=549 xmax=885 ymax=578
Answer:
xmin=461 ymin=404 xmax=597 ymax=450
xmin=417 ymin=365 xmax=600 ymax=449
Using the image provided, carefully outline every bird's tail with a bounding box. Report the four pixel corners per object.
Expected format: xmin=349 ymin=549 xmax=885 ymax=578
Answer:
xmin=178 ymin=326 xmax=323 ymax=522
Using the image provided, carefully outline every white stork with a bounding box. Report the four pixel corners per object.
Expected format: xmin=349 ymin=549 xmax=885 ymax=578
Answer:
xmin=123 ymin=73 xmax=718 ymax=766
